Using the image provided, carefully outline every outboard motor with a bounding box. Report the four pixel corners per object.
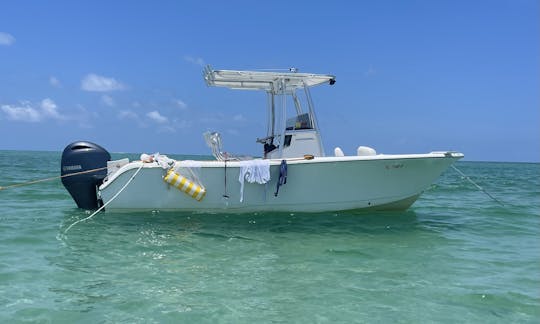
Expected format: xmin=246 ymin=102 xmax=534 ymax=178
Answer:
xmin=61 ymin=141 xmax=111 ymax=209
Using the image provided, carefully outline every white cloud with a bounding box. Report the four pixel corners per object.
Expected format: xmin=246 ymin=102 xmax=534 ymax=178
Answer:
xmin=146 ymin=110 xmax=168 ymax=123
xmin=117 ymin=110 xmax=147 ymax=128
xmin=118 ymin=110 xmax=139 ymax=120
xmin=101 ymin=94 xmax=115 ymax=107
xmin=1 ymin=98 xmax=65 ymax=122
xmin=232 ymin=114 xmax=246 ymax=122
xmin=72 ymin=104 xmax=97 ymax=128
xmin=173 ymin=99 xmax=187 ymax=110
xmin=157 ymin=125 xmax=176 ymax=133
xmin=1 ymin=103 xmax=41 ymax=122
xmin=200 ymin=113 xmax=225 ymax=124
xmin=172 ymin=118 xmax=190 ymax=130
xmin=81 ymin=73 xmax=126 ymax=92
xmin=40 ymin=98 xmax=64 ymax=119
xmin=184 ymin=55 xmax=205 ymax=67
xmin=0 ymin=32 xmax=15 ymax=46
xmin=49 ymin=76 xmax=61 ymax=88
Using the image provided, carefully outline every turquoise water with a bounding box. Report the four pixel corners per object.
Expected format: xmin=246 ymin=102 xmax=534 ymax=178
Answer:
xmin=0 ymin=150 xmax=539 ymax=323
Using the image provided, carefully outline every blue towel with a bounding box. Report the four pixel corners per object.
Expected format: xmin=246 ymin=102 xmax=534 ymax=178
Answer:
xmin=274 ymin=160 xmax=287 ymax=197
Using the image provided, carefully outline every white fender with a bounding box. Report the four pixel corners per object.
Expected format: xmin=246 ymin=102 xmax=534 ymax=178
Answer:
xmin=163 ymin=170 xmax=206 ymax=201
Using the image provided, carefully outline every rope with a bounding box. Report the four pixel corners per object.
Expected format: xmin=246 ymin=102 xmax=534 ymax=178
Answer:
xmin=64 ymin=163 xmax=145 ymax=233
xmin=451 ymin=165 xmax=504 ymax=206
xmin=0 ymin=166 xmax=109 ymax=191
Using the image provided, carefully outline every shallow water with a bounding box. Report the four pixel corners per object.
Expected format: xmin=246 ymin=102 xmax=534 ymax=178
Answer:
xmin=1 ymin=151 xmax=539 ymax=323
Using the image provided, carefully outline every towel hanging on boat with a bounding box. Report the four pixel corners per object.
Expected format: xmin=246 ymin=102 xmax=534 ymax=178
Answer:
xmin=238 ymin=159 xmax=271 ymax=202
xmin=274 ymin=160 xmax=287 ymax=197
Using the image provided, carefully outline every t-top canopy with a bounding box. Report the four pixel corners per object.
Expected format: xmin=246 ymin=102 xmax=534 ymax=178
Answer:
xmin=204 ymin=65 xmax=335 ymax=93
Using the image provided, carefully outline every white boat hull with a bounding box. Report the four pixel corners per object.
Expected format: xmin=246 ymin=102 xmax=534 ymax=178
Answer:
xmin=98 ymin=152 xmax=463 ymax=213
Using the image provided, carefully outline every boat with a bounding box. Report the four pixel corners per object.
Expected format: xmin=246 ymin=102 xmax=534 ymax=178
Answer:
xmin=60 ymin=66 xmax=463 ymax=212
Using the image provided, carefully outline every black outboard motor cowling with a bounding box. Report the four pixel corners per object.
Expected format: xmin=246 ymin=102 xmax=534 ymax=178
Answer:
xmin=61 ymin=141 xmax=111 ymax=209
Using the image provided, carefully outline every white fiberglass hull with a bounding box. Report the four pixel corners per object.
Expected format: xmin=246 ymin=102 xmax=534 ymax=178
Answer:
xmin=98 ymin=152 xmax=463 ymax=213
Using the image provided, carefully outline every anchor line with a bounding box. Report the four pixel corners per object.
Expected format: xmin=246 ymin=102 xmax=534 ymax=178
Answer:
xmin=0 ymin=166 xmax=109 ymax=191
xmin=451 ymin=165 xmax=504 ymax=206
xmin=64 ymin=163 xmax=144 ymax=233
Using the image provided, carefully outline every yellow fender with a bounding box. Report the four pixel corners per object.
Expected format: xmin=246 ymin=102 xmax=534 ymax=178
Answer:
xmin=163 ymin=169 xmax=206 ymax=201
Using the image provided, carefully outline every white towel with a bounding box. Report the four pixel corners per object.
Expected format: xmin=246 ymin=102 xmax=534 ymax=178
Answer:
xmin=238 ymin=159 xmax=271 ymax=202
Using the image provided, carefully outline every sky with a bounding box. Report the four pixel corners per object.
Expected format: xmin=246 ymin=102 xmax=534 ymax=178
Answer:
xmin=1 ymin=1 xmax=538 ymax=162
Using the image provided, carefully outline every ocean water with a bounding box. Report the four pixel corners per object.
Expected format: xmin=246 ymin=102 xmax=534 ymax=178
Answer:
xmin=0 ymin=150 xmax=538 ymax=323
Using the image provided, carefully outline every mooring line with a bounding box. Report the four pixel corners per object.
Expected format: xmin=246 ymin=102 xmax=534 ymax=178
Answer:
xmin=451 ymin=165 xmax=504 ymax=206
xmin=0 ymin=166 xmax=109 ymax=191
xmin=64 ymin=163 xmax=144 ymax=233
